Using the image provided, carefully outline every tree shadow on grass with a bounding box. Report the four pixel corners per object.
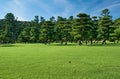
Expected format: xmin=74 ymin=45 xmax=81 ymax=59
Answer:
xmin=0 ymin=44 xmax=19 ymax=47
xmin=49 ymin=43 xmax=78 ymax=46
xmin=49 ymin=43 xmax=120 ymax=47
xmin=87 ymin=43 xmax=120 ymax=47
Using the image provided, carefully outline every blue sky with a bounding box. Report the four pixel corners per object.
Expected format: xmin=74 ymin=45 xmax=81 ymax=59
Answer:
xmin=0 ymin=0 xmax=120 ymax=21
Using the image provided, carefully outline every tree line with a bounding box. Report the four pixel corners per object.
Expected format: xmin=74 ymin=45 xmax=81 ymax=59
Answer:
xmin=0 ymin=8 xmax=120 ymax=45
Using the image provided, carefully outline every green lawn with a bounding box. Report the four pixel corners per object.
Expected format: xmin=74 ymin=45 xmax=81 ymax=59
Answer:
xmin=0 ymin=44 xmax=120 ymax=79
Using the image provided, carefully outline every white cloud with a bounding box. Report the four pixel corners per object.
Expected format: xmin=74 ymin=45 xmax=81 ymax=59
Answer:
xmin=53 ymin=0 xmax=67 ymax=4
xmin=53 ymin=0 xmax=75 ymax=17
xmin=107 ymin=3 xmax=120 ymax=9
xmin=34 ymin=0 xmax=52 ymax=15
xmin=89 ymin=1 xmax=120 ymax=17
xmin=1 ymin=0 xmax=119 ymax=20
xmin=3 ymin=0 xmax=27 ymax=21
xmin=13 ymin=0 xmax=24 ymax=8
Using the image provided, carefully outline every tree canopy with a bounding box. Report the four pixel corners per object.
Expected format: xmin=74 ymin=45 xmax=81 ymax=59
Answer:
xmin=0 ymin=9 xmax=120 ymax=45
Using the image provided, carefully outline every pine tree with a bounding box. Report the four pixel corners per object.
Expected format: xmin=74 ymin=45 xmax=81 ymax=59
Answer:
xmin=98 ymin=9 xmax=112 ymax=44
xmin=72 ymin=13 xmax=92 ymax=45
xmin=39 ymin=21 xmax=54 ymax=44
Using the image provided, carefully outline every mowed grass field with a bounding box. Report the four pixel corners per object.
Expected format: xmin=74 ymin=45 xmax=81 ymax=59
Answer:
xmin=0 ymin=44 xmax=120 ymax=79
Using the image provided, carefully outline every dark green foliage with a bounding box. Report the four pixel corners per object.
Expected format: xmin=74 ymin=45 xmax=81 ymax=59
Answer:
xmin=98 ymin=9 xmax=112 ymax=44
xmin=72 ymin=13 xmax=92 ymax=45
xmin=91 ymin=16 xmax=98 ymax=43
xmin=39 ymin=21 xmax=54 ymax=44
xmin=0 ymin=9 xmax=120 ymax=45
xmin=0 ymin=13 xmax=18 ymax=43
xmin=55 ymin=16 xmax=72 ymax=45
xmin=114 ymin=28 xmax=120 ymax=43
xmin=18 ymin=27 xmax=30 ymax=43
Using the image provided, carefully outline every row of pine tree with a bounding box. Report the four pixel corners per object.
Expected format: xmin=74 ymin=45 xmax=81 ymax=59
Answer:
xmin=0 ymin=8 xmax=120 ymax=45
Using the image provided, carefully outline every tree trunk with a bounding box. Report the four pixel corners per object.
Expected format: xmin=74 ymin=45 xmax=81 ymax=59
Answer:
xmin=90 ymin=39 xmax=93 ymax=45
xmin=44 ymin=42 xmax=47 ymax=45
xmin=114 ymin=40 xmax=115 ymax=44
xmin=65 ymin=40 xmax=67 ymax=45
xmin=78 ymin=40 xmax=82 ymax=45
xmin=44 ymin=39 xmax=47 ymax=45
xmin=102 ymin=38 xmax=107 ymax=45
xmin=85 ymin=40 xmax=88 ymax=45
xmin=48 ymin=40 xmax=50 ymax=45
xmin=61 ymin=40 xmax=63 ymax=45
xmin=117 ymin=40 xmax=119 ymax=43
xmin=117 ymin=38 xmax=119 ymax=43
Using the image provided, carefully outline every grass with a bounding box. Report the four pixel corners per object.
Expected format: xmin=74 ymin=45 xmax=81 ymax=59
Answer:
xmin=0 ymin=44 xmax=120 ymax=79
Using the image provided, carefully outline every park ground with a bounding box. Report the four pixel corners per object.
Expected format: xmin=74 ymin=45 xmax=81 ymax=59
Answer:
xmin=0 ymin=43 xmax=120 ymax=79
